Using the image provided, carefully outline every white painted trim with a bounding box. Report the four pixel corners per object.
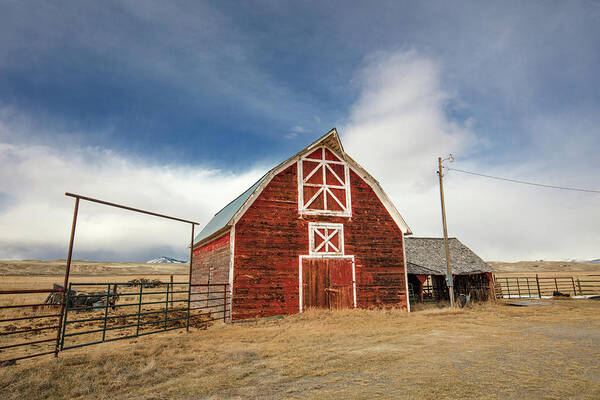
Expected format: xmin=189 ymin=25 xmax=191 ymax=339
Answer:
xmin=297 ymin=145 xmax=352 ymax=217
xmin=228 ymin=225 xmax=235 ymax=322
xmin=298 ymin=254 xmax=356 ymax=312
xmin=228 ymin=128 xmax=411 ymax=235
xmin=308 ymin=222 xmax=344 ymax=256
xmin=352 ymin=257 xmax=357 ymax=308
xmin=401 ymin=229 xmax=410 ymax=313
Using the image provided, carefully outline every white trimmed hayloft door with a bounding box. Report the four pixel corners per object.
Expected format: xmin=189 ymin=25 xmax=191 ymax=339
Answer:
xmin=297 ymin=146 xmax=351 ymax=217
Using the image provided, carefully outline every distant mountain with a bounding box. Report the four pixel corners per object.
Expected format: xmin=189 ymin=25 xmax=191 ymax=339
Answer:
xmin=147 ymin=256 xmax=187 ymax=264
xmin=569 ymin=259 xmax=600 ymax=264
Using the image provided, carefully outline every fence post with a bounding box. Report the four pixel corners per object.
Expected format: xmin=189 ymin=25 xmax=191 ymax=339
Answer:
xmin=526 ymin=277 xmax=531 ymax=297
xmin=577 ymin=278 xmax=583 ymax=295
xmin=102 ymin=284 xmax=110 ymax=342
xmin=60 ymin=283 xmax=72 ymax=351
xmin=505 ymin=277 xmax=510 ymax=298
xmin=554 ymin=278 xmax=559 ymax=292
xmin=223 ymin=284 xmax=227 ymax=322
xmin=136 ymin=284 xmax=143 ymax=336
xmin=516 ymin=277 xmax=521 ymax=298
xmin=186 ymin=224 xmax=194 ymax=332
xmin=170 ymin=275 xmax=174 ymax=310
xmin=55 ymin=197 xmax=79 ymax=357
xmin=536 ymin=274 xmax=541 ymax=298
xmin=164 ymin=283 xmax=169 ymax=330
xmin=571 ymin=277 xmax=577 ymax=296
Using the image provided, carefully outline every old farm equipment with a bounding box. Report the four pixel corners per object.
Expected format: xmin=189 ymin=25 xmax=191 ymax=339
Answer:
xmin=44 ymin=284 xmax=120 ymax=310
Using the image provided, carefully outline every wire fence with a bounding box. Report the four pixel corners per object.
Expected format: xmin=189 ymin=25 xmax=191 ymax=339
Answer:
xmin=494 ymin=274 xmax=600 ymax=298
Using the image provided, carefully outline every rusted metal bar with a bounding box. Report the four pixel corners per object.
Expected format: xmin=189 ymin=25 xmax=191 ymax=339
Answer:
xmin=554 ymin=278 xmax=559 ymax=292
xmin=65 ymin=192 xmax=200 ymax=225
xmin=536 ymin=274 xmax=541 ymax=298
xmin=0 ymin=289 xmax=63 ymax=295
xmin=186 ymin=223 xmax=194 ymax=332
xmin=571 ymin=277 xmax=577 ymax=295
xmin=55 ymin=196 xmax=79 ymax=357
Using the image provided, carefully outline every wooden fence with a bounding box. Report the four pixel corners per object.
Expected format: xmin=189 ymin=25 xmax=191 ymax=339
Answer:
xmin=494 ymin=274 xmax=600 ymax=298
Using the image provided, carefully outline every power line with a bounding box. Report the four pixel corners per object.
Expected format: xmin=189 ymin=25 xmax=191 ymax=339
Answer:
xmin=446 ymin=167 xmax=600 ymax=194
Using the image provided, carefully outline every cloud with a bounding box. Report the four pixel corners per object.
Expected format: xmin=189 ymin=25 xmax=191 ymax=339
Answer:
xmin=284 ymin=125 xmax=307 ymax=139
xmin=342 ymin=51 xmax=600 ymax=261
xmin=0 ymin=123 xmax=265 ymax=261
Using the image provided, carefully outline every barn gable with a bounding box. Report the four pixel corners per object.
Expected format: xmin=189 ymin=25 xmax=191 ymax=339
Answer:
xmin=193 ymin=128 xmax=411 ymax=248
xmin=232 ymin=161 xmax=410 ymax=319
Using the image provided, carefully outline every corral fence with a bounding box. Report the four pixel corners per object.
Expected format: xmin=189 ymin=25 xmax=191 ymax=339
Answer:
xmin=60 ymin=281 xmax=229 ymax=351
xmin=0 ymin=281 xmax=229 ymax=364
xmin=0 ymin=191 xmax=208 ymax=366
xmin=494 ymin=274 xmax=600 ymax=299
xmin=0 ymin=287 xmax=65 ymax=363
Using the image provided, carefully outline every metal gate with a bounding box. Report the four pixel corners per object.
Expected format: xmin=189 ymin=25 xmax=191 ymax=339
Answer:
xmin=0 ymin=192 xmax=208 ymax=364
xmin=60 ymin=281 xmax=229 ymax=351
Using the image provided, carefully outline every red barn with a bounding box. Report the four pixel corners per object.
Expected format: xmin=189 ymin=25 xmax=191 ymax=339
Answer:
xmin=191 ymin=128 xmax=412 ymax=321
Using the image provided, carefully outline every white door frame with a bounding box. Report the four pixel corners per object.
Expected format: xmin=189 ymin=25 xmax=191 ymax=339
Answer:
xmin=298 ymin=254 xmax=356 ymax=312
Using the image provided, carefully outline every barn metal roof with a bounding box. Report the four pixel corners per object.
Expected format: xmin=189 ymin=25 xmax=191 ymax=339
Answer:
xmin=193 ymin=174 xmax=267 ymax=245
xmin=405 ymin=237 xmax=493 ymax=275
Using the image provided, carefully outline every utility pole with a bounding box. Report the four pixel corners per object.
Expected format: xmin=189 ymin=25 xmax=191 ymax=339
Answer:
xmin=438 ymin=156 xmax=455 ymax=307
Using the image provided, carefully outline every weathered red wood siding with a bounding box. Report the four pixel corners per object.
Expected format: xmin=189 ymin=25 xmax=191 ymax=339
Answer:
xmin=191 ymin=232 xmax=230 ymax=303
xmin=232 ymin=163 xmax=407 ymax=320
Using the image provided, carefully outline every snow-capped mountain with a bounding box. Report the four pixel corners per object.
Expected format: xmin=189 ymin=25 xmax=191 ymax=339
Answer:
xmin=569 ymin=258 xmax=600 ymax=264
xmin=146 ymin=256 xmax=187 ymax=264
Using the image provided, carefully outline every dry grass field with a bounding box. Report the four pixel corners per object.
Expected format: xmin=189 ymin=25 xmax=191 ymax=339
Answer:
xmin=1 ymin=260 xmax=599 ymax=398
xmin=0 ymin=301 xmax=598 ymax=399
xmin=489 ymin=260 xmax=600 ymax=275
xmin=0 ymin=259 xmax=188 ymax=276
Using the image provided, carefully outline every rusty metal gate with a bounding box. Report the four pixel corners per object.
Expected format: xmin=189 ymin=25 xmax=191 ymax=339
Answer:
xmin=0 ymin=192 xmax=210 ymax=364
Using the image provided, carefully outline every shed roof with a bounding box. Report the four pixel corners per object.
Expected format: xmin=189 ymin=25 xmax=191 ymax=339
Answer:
xmin=405 ymin=237 xmax=493 ymax=275
xmin=193 ymin=128 xmax=412 ymax=246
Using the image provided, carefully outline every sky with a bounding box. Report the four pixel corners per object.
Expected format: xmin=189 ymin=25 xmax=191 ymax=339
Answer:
xmin=1 ymin=1 xmax=599 ymax=262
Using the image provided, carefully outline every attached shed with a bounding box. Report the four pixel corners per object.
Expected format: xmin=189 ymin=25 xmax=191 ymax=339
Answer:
xmin=405 ymin=237 xmax=494 ymax=303
xmin=191 ymin=128 xmax=412 ymax=321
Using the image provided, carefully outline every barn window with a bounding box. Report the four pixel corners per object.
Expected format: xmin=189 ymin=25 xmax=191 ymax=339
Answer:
xmin=308 ymin=222 xmax=344 ymax=255
xmin=298 ymin=146 xmax=351 ymax=216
